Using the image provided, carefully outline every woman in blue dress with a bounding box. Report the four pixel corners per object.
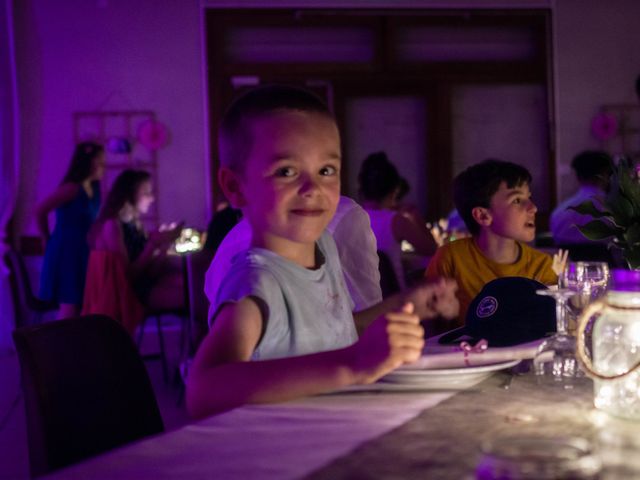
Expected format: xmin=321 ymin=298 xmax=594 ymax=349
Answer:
xmin=36 ymin=142 xmax=105 ymax=319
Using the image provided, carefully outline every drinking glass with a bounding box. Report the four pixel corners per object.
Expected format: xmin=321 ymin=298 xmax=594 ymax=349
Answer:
xmin=561 ymin=261 xmax=610 ymax=332
xmin=533 ymin=262 xmax=610 ymax=386
xmin=533 ymin=288 xmax=583 ymax=384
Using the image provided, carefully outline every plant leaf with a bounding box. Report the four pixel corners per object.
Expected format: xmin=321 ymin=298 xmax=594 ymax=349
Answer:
xmin=568 ymin=200 xmax=610 ymax=218
xmin=607 ymin=195 xmax=635 ymax=227
xmin=624 ymin=223 xmax=640 ymax=246
xmin=570 ymin=158 xmax=640 ymax=268
xmin=624 ymin=248 xmax=640 ymax=270
xmin=619 ymin=165 xmax=640 ymax=217
xmin=577 ymin=220 xmax=618 ymax=240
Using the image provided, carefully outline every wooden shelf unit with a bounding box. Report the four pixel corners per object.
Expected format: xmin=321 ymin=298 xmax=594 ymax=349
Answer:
xmin=73 ymin=110 xmax=159 ymax=228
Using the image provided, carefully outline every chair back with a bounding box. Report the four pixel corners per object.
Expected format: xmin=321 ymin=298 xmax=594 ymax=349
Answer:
xmin=13 ymin=314 xmax=164 ymax=477
xmin=4 ymin=249 xmax=56 ymax=327
xmin=377 ymin=250 xmax=401 ymax=298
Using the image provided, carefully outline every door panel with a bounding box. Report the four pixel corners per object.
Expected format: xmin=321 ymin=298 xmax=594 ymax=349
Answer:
xmin=451 ymin=84 xmax=550 ymax=212
xmin=344 ymin=96 xmax=428 ymax=215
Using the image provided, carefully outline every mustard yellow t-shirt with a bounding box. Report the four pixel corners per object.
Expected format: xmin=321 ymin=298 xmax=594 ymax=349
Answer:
xmin=425 ymin=237 xmax=557 ymax=327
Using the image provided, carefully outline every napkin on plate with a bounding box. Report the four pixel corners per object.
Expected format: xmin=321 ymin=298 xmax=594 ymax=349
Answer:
xmin=400 ymin=340 xmax=543 ymax=370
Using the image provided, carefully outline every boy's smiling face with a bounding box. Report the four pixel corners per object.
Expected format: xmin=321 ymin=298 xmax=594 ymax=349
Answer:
xmin=485 ymin=181 xmax=537 ymax=242
xmin=230 ymin=110 xmax=341 ymax=260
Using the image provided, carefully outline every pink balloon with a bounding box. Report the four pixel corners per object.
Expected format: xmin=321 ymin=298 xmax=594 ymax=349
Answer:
xmin=137 ymin=119 xmax=169 ymax=150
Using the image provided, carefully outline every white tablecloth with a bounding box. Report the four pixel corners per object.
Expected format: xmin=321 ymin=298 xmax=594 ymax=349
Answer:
xmin=45 ymin=389 xmax=455 ymax=480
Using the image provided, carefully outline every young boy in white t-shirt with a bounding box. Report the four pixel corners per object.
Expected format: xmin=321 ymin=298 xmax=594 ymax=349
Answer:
xmin=187 ymin=85 xmax=457 ymax=418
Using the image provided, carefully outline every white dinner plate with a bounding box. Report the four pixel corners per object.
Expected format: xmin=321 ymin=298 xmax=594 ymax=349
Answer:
xmin=379 ymin=359 xmax=520 ymax=389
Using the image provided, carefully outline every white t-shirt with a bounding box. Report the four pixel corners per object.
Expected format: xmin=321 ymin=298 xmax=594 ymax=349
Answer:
xmin=550 ymin=185 xmax=606 ymax=244
xmin=204 ymin=196 xmax=382 ymax=326
xmin=212 ymin=232 xmax=358 ymax=359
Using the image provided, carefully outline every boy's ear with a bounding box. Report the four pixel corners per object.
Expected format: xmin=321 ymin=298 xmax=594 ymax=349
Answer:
xmin=218 ymin=167 xmax=246 ymax=209
xmin=471 ymin=206 xmax=492 ymax=227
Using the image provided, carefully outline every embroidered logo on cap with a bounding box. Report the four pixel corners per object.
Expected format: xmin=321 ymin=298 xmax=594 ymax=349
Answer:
xmin=476 ymin=296 xmax=498 ymax=318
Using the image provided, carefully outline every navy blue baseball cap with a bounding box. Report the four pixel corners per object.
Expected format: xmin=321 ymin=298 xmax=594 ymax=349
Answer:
xmin=439 ymin=277 xmax=557 ymax=347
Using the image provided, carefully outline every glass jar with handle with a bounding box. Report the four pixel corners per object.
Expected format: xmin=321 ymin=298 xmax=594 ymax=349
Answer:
xmin=576 ymin=269 xmax=640 ymax=420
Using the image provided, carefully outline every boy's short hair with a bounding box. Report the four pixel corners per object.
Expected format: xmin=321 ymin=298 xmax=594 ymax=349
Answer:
xmin=571 ymin=150 xmax=612 ymax=183
xmin=218 ymin=85 xmax=334 ymax=171
xmin=453 ymin=159 xmax=532 ymax=236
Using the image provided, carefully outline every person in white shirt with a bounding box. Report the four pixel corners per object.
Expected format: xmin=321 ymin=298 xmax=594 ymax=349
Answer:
xmin=204 ymin=195 xmax=383 ymax=325
xmin=550 ymin=151 xmax=612 ymax=245
xmin=358 ymin=152 xmax=437 ymax=292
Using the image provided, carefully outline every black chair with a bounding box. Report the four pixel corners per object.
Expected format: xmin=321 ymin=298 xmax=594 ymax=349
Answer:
xmin=377 ymin=250 xmax=401 ymax=298
xmin=4 ymin=249 xmax=57 ymax=327
xmin=136 ymin=257 xmax=191 ymax=384
xmin=175 ymin=250 xmax=214 ymax=405
xmin=137 ymin=310 xmax=175 ymax=384
xmin=13 ymin=314 xmax=164 ymax=477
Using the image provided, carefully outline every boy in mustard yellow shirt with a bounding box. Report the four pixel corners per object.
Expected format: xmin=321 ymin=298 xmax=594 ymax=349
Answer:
xmin=425 ymin=159 xmax=558 ymax=328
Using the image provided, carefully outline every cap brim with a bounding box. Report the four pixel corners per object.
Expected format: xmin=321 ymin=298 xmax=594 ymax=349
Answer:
xmin=437 ymin=326 xmax=469 ymax=345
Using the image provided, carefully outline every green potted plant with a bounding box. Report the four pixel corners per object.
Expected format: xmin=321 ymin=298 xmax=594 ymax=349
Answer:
xmin=570 ymin=158 xmax=640 ymax=269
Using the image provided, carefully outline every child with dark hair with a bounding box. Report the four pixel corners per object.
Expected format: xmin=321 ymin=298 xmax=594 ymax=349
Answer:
xmin=83 ymin=169 xmax=182 ymax=334
xmin=187 ymin=85 xmax=458 ymax=418
xmin=425 ymin=159 xmax=558 ymax=327
xmin=550 ymin=150 xmax=612 ymax=245
xmin=36 ymin=142 xmax=105 ymax=319
xmin=359 ymin=151 xmax=437 ymax=290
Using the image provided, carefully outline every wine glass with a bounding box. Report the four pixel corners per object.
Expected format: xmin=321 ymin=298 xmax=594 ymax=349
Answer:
xmin=561 ymin=262 xmax=610 ymax=332
xmin=533 ymin=288 xmax=584 ymax=385
xmin=533 ymin=262 xmax=610 ymax=386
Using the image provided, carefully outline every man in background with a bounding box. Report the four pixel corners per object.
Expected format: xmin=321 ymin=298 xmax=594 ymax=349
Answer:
xmin=550 ymin=150 xmax=612 ymax=245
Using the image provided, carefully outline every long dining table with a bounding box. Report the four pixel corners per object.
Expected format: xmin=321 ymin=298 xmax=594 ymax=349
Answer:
xmin=43 ymin=360 xmax=640 ymax=480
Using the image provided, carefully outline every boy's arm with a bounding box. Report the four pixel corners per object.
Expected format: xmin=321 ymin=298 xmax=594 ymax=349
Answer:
xmin=187 ymin=298 xmax=424 ymax=419
xmin=424 ymin=244 xmax=452 ymax=281
xmin=353 ymin=278 xmax=458 ymax=334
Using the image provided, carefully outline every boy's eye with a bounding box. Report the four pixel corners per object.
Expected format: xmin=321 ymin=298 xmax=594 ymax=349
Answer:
xmin=320 ymin=165 xmax=338 ymax=176
xmin=274 ymin=167 xmax=296 ymax=178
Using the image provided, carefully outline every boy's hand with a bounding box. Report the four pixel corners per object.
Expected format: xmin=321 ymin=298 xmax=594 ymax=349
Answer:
xmin=552 ymin=248 xmax=569 ymax=276
xmin=428 ymin=218 xmax=449 ymax=246
xmin=351 ymin=302 xmax=424 ymax=384
xmin=402 ymin=278 xmax=459 ymax=320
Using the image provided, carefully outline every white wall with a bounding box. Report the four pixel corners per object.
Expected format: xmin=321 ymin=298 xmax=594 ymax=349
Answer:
xmin=553 ymin=0 xmax=640 ymax=200
xmin=452 ymin=84 xmax=550 ymax=211
xmin=13 ymin=0 xmax=208 ymax=238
